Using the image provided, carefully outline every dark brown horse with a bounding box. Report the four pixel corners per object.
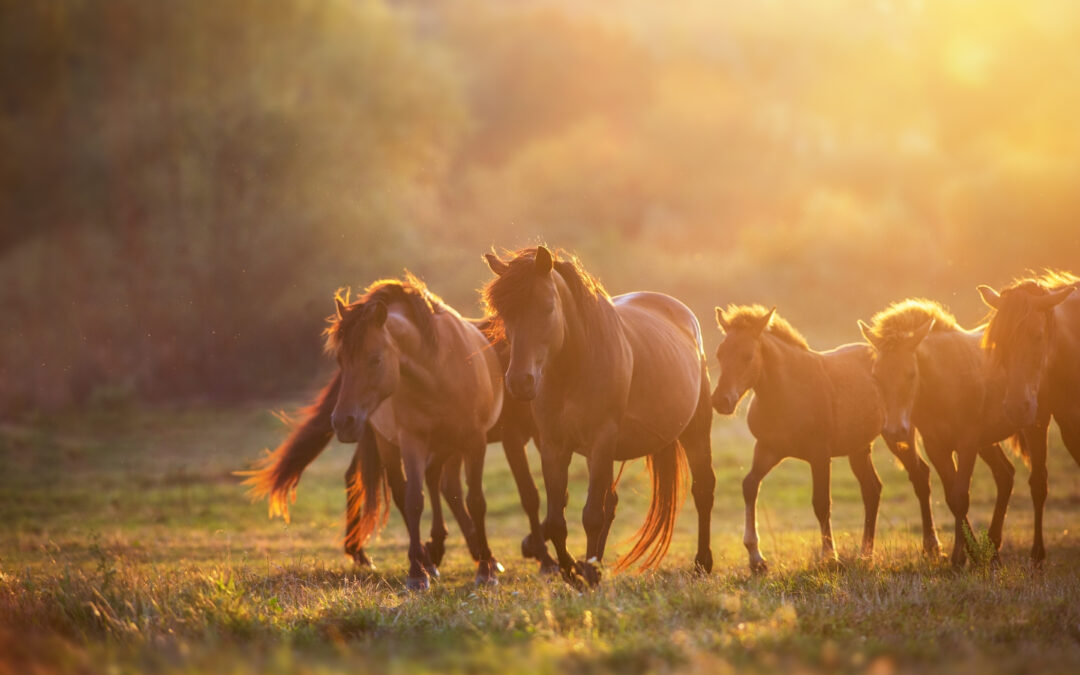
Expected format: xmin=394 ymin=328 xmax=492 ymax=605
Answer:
xmin=242 ymin=276 xmax=508 ymax=590
xmin=712 ymin=305 xmax=884 ymax=572
xmin=859 ymin=299 xmax=1017 ymax=565
xmin=483 ymin=246 xmax=715 ymax=587
xmin=978 ymin=271 xmax=1079 ymax=564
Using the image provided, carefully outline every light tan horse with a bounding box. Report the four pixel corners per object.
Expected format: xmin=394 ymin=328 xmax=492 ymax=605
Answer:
xmin=483 ymin=246 xmax=715 ymax=588
xmin=978 ymin=271 xmax=1079 ymax=564
xmin=859 ymin=299 xmax=1017 ymax=565
xmin=712 ymin=305 xmax=884 ymax=573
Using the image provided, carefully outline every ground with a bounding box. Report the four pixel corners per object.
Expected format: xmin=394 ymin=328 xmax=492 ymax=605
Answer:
xmin=2 ymin=401 xmax=1080 ymax=674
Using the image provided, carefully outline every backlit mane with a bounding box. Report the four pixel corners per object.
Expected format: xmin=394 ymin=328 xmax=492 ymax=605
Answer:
xmin=721 ymin=304 xmax=808 ymax=350
xmin=482 ymin=247 xmax=613 ymax=342
xmin=866 ymin=298 xmax=958 ymax=350
xmin=325 ymin=272 xmax=443 ymax=354
xmin=983 ymin=270 xmax=1080 ymax=363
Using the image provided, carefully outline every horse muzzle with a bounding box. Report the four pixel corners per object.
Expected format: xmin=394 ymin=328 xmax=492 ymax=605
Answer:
xmin=331 ymin=410 xmax=366 ymax=443
xmin=711 ymin=389 xmax=739 ymax=415
xmin=506 ymin=370 xmax=538 ymax=401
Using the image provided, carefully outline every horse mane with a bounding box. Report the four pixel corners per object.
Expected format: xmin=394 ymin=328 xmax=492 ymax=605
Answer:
xmin=983 ymin=269 xmax=1080 ymax=363
xmin=482 ymin=247 xmax=618 ymax=349
xmin=325 ymin=272 xmax=443 ymax=354
xmin=720 ymin=304 xmax=808 ymax=350
xmin=866 ymin=298 xmax=959 ymax=350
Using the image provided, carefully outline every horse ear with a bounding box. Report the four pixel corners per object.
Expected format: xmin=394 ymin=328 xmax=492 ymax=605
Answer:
xmin=484 ymin=253 xmax=509 ymax=276
xmin=534 ymin=245 xmax=554 ymax=274
xmin=335 ymin=297 xmax=347 ymax=320
xmin=1034 ymin=286 xmax=1074 ymax=311
xmin=754 ymin=307 xmax=776 ymax=336
xmin=858 ymin=319 xmax=879 ymax=347
xmin=977 ymin=285 xmax=1001 ymax=310
xmin=909 ymin=317 xmax=935 ymax=347
xmin=715 ymin=307 xmax=730 ymax=332
xmin=364 ymin=301 xmax=388 ymax=327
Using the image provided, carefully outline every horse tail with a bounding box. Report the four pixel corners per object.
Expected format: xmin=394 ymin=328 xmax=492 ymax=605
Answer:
xmin=616 ymin=441 xmax=688 ymax=573
xmin=344 ymin=421 xmax=390 ymax=550
xmin=1008 ymin=432 xmax=1030 ymax=468
xmin=237 ymin=371 xmax=341 ymax=522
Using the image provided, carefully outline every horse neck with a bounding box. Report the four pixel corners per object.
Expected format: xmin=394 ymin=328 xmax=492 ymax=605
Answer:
xmin=385 ymin=307 xmax=440 ymax=395
xmin=549 ymin=272 xmax=618 ymax=378
xmin=752 ymin=332 xmax=815 ymax=409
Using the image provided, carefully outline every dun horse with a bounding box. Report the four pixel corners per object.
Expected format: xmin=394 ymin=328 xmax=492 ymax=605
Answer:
xmin=978 ymin=271 xmax=1079 ymax=564
xmin=241 ymin=276 xmax=518 ymax=589
xmin=712 ymin=305 xmax=884 ymax=572
xmin=483 ymin=246 xmax=716 ymax=587
xmin=859 ymin=300 xmax=1017 ymax=565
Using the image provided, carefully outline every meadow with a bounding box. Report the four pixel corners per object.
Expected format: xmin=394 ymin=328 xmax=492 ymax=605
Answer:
xmin=3 ymin=399 xmax=1080 ymax=674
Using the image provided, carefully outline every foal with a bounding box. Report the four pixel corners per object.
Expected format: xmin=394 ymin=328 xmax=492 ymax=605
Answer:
xmin=859 ymin=299 xmax=1017 ymax=565
xmin=712 ymin=305 xmax=884 ymax=573
xmin=484 ymin=246 xmax=716 ymax=587
xmin=978 ymin=271 xmax=1079 ymax=564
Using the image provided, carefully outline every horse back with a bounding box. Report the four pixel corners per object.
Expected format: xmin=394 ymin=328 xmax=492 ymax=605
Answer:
xmin=1049 ymin=289 xmax=1080 ymax=402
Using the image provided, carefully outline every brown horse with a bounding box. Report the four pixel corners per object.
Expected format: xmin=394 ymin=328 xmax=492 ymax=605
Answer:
xmin=242 ymin=276 xmax=507 ymax=590
xmin=712 ymin=305 xmax=884 ymax=573
xmin=978 ymin=271 xmax=1079 ymax=564
xmin=859 ymin=299 xmax=1017 ymax=565
xmin=483 ymin=246 xmax=715 ymax=587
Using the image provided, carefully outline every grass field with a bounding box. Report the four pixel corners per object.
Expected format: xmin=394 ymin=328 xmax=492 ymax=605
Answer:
xmin=3 ymin=400 xmax=1080 ymax=674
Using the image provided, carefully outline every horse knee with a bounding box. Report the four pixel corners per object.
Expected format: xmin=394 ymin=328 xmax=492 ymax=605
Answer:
xmin=582 ymin=503 xmax=605 ymax=534
xmin=543 ymin=517 xmax=568 ymax=543
xmin=467 ymin=490 xmax=487 ymax=519
xmin=742 ymin=473 xmax=760 ymax=503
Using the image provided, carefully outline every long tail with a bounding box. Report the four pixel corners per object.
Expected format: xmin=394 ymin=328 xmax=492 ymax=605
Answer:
xmin=236 ymin=371 xmax=341 ymax=522
xmin=616 ymin=441 xmax=688 ymax=572
xmin=344 ymin=421 xmax=390 ymax=550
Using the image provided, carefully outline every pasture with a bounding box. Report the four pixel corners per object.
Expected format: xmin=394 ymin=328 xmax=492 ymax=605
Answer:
xmin=3 ymin=401 xmax=1080 ymax=674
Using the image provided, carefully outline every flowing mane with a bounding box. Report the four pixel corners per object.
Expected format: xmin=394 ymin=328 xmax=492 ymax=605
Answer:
xmin=325 ymin=272 xmax=443 ymax=354
xmin=482 ymin=247 xmax=619 ymax=348
xmin=720 ymin=304 xmax=808 ymax=350
xmin=866 ymin=298 xmax=959 ymax=350
xmin=983 ymin=270 xmax=1080 ymax=362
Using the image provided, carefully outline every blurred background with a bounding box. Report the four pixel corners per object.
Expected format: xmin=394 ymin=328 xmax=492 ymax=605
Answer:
xmin=3 ymin=0 xmax=1079 ymax=417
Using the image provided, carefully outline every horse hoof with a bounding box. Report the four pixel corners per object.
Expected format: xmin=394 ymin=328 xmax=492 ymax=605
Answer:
xmin=521 ymin=534 xmax=538 ymax=559
xmin=539 ymin=558 xmax=561 ymax=576
xmin=351 ymin=551 xmax=376 ymax=569
xmin=574 ymin=559 xmax=602 ymax=587
xmin=406 ymin=574 xmax=430 ymax=592
xmin=749 ymin=558 xmax=769 ymax=575
xmin=694 ymin=551 xmax=714 ymax=575
xmin=424 ymin=563 xmax=440 ymax=579
xmin=559 ymin=563 xmax=586 ymax=590
xmin=475 ymin=559 xmax=500 ymax=586
xmin=425 ymin=539 xmax=446 ymax=567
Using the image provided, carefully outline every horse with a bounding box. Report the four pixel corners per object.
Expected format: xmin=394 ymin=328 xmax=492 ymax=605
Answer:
xmin=977 ymin=270 xmax=1079 ymax=564
xmin=483 ymin=246 xmax=715 ymax=587
xmin=241 ymin=275 xmax=510 ymax=590
xmin=858 ymin=299 xmax=1017 ymax=565
xmin=711 ymin=305 xmax=885 ymax=573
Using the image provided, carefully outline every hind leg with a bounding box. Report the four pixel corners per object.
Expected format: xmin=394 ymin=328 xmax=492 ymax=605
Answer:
xmin=463 ymin=437 xmax=499 ymax=586
xmin=848 ymin=445 xmax=882 ymax=558
xmin=422 ymin=453 xmax=448 ymax=576
xmin=681 ymin=387 xmax=716 ymax=573
xmin=502 ymin=429 xmax=558 ymax=573
xmin=1024 ymin=421 xmax=1051 ymax=565
xmin=810 ymin=456 xmax=836 ymax=562
xmin=579 ymin=426 xmax=617 ymax=586
xmin=438 ymin=453 xmax=481 ymax=562
xmin=743 ymin=443 xmax=782 ymax=573
xmin=884 ymin=433 xmax=940 ymax=556
xmin=977 ymin=443 xmax=1015 ymax=558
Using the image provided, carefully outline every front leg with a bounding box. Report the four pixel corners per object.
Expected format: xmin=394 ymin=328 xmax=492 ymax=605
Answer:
xmin=950 ymin=444 xmax=979 ymax=566
xmin=743 ymin=443 xmax=782 ymax=573
xmin=422 ymin=453 xmax=448 ymax=576
xmin=1023 ymin=422 xmax=1050 ymax=566
xmin=884 ymin=433 xmax=940 ymax=557
xmin=502 ymin=428 xmax=559 ymax=574
xmin=400 ymin=438 xmax=431 ymax=591
xmin=810 ymin=457 xmax=836 ymax=563
xmin=579 ymin=423 xmax=618 ymax=586
xmin=462 ymin=437 xmax=499 ymax=586
xmin=848 ymin=445 xmax=882 ymax=558
xmin=540 ymin=444 xmax=580 ymax=588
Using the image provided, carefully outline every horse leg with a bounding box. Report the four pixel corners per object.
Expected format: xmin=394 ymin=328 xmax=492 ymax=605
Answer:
xmin=848 ymin=445 xmax=882 ymax=559
xmin=540 ymin=446 xmax=581 ymax=587
xmin=438 ymin=453 xmax=482 ymax=562
xmin=949 ymin=445 xmax=979 ymax=566
xmin=1059 ymin=411 xmax=1080 ymax=468
xmin=502 ymin=429 xmax=558 ymax=574
xmin=810 ymin=457 xmax=836 ymax=563
xmin=681 ymin=379 xmax=716 ymax=573
xmin=743 ymin=443 xmax=782 ymax=573
xmin=343 ymin=444 xmax=374 ymax=568
xmin=1024 ymin=422 xmax=1051 ymax=566
xmin=977 ymin=443 xmax=1015 ymax=560
xmin=400 ymin=443 xmax=430 ymax=591
xmin=422 ymin=453 xmax=448 ymax=577
xmin=463 ymin=437 xmax=498 ymax=586
xmin=924 ymin=441 xmax=967 ymax=566
xmin=884 ymin=433 xmax=940 ymax=556
xmin=595 ymin=487 xmax=618 ymax=563
xmin=580 ymin=432 xmax=617 ymax=586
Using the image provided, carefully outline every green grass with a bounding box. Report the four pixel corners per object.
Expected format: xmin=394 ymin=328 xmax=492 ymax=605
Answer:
xmin=3 ymin=402 xmax=1080 ymax=674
